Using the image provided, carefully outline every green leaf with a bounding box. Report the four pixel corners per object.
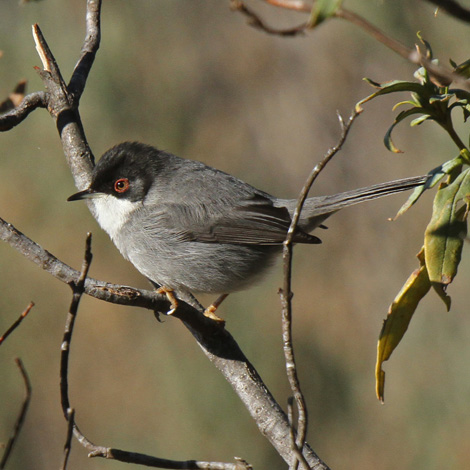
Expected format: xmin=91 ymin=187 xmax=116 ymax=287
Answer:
xmin=410 ymin=114 xmax=430 ymax=126
xmin=309 ymin=0 xmax=343 ymax=27
xmin=424 ymin=168 xmax=470 ymax=307
xmin=376 ymin=248 xmax=431 ymax=403
xmin=394 ymin=156 xmax=464 ymax=219
xmin=384 ymin=108 xmax=427 ymax=153
xmin=356 ymin=80 xmax=426 ymax=112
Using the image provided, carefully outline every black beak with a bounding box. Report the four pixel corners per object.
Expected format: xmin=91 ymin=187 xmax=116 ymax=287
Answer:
xmin=67 ymin=188 xmax=102 ymax=201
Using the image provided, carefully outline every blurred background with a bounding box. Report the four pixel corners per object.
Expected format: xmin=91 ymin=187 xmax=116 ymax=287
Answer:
xmin=1 ymin=0 xmax=470 ymax=469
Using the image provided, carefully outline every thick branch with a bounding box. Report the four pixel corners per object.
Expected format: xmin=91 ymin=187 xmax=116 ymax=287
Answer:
xmin=32 ymin=22 xmax=95 ymax=191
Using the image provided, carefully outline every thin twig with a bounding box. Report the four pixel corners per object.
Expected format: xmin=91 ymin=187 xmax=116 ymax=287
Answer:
xmin=288 ymin=109 xmax=361 ymax=237
xmin=60 ymin=408 xmax=75 ymax=470
xmin=0 ymin=80 xmax=27 ymax=114
xmin=280 ymin=109 xmax=360 ymax=470
xmin=232 ymin=0 xmax=307 ymax=36
xmin=0 ymin=358 xmax=32 ymax=469
xmin=286 ymin=398 xmax=309 ymax=470
xmin=0 ymin=91 xmax=47 ymax=131
xmin=60 ymin=233 xmax=93 ymax=420
xmin=334 ymin=8 xmax=412 ymax=61
xmin=0 ymin=302 xmax=34 ymax=346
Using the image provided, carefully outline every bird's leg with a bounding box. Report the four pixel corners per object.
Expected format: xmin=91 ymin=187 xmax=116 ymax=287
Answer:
xmin=203 ymin=294 xmax=229 ymax=324
xmin=156 ymin=286 xmax=179 ymax=315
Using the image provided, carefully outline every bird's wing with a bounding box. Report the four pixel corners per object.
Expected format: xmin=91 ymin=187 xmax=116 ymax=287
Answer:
xmin=147 ymin=194 xmax=321 ymax=245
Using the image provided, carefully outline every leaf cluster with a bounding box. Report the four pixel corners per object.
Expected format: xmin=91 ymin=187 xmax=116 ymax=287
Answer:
xmin=357 ymin=35 xmax=470 ymax=401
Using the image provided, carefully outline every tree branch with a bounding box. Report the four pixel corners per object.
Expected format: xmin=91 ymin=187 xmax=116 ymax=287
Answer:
xmin=279 ymin=109 xmax=360 ymax=470
xmin=231 ymin=0 xmax=307 ymax=36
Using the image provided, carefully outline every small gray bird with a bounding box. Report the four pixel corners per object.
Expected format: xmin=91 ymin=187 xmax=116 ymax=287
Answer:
xmin=68 ymin=142 xmax=427 ymax=322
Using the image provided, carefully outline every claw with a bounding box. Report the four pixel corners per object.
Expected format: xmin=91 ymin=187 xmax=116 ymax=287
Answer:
xmin=156 ymin=286 xmax=178 ymax=315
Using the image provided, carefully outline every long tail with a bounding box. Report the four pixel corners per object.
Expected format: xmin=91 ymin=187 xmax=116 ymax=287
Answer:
xmin=279 ymin=175 xmax=429 ymax=232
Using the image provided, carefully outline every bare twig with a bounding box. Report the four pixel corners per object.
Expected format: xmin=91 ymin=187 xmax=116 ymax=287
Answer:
xmin=58 ymin=236 xmax=251 ymax=469
xmin=286 ymin=398 xmax=309 ymax=470
xmin=60 ymin=233 xmax=93 ymax=421
xmin=288 ymin=110 xmax=361 ymax=237
xmin=60 ymin=408 xmax=75 ymax=470
xmin=0 ymin=91 xmax=47 ymax=131
xmin=0 ymin=216 xmax=167 ymax=310
xmin=231 ymin=0 xmax=307 ymax=36
xmin=0 ymin=302 xmax=34 ymax=346
xmin=334 ymin=8 xmax=412 ymax=61
xmin=0 ymin=358 xmax=32 ymax=470
xmin=280 ymin=109 xmax=361 ymax=469
xmin=0 ymin=80 xmax=27 ymax=114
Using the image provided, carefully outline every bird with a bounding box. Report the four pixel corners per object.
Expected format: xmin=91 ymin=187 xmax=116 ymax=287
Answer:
xmin=68 ymin=141 xmax=427 ymax=323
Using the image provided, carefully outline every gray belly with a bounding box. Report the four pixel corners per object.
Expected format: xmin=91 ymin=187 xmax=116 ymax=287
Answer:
xmin=114 ymin=227 xmax=280 ymax=294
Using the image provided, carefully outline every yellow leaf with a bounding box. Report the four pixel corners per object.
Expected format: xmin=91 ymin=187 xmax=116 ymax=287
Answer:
xmin=376 ymin=249 xmax=431 ymax=402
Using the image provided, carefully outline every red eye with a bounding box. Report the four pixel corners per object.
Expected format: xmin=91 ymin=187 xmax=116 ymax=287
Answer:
xmin=114 ymin=178 xmax=130 ymax=193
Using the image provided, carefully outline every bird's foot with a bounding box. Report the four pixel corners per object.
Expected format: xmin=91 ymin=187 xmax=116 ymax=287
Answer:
xmin=203 ymin=294 xmax=229 ymax=325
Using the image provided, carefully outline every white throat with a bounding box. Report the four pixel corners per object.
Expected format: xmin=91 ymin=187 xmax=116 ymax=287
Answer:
xmin=91 ymin=195 xmax=138 ymax=241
